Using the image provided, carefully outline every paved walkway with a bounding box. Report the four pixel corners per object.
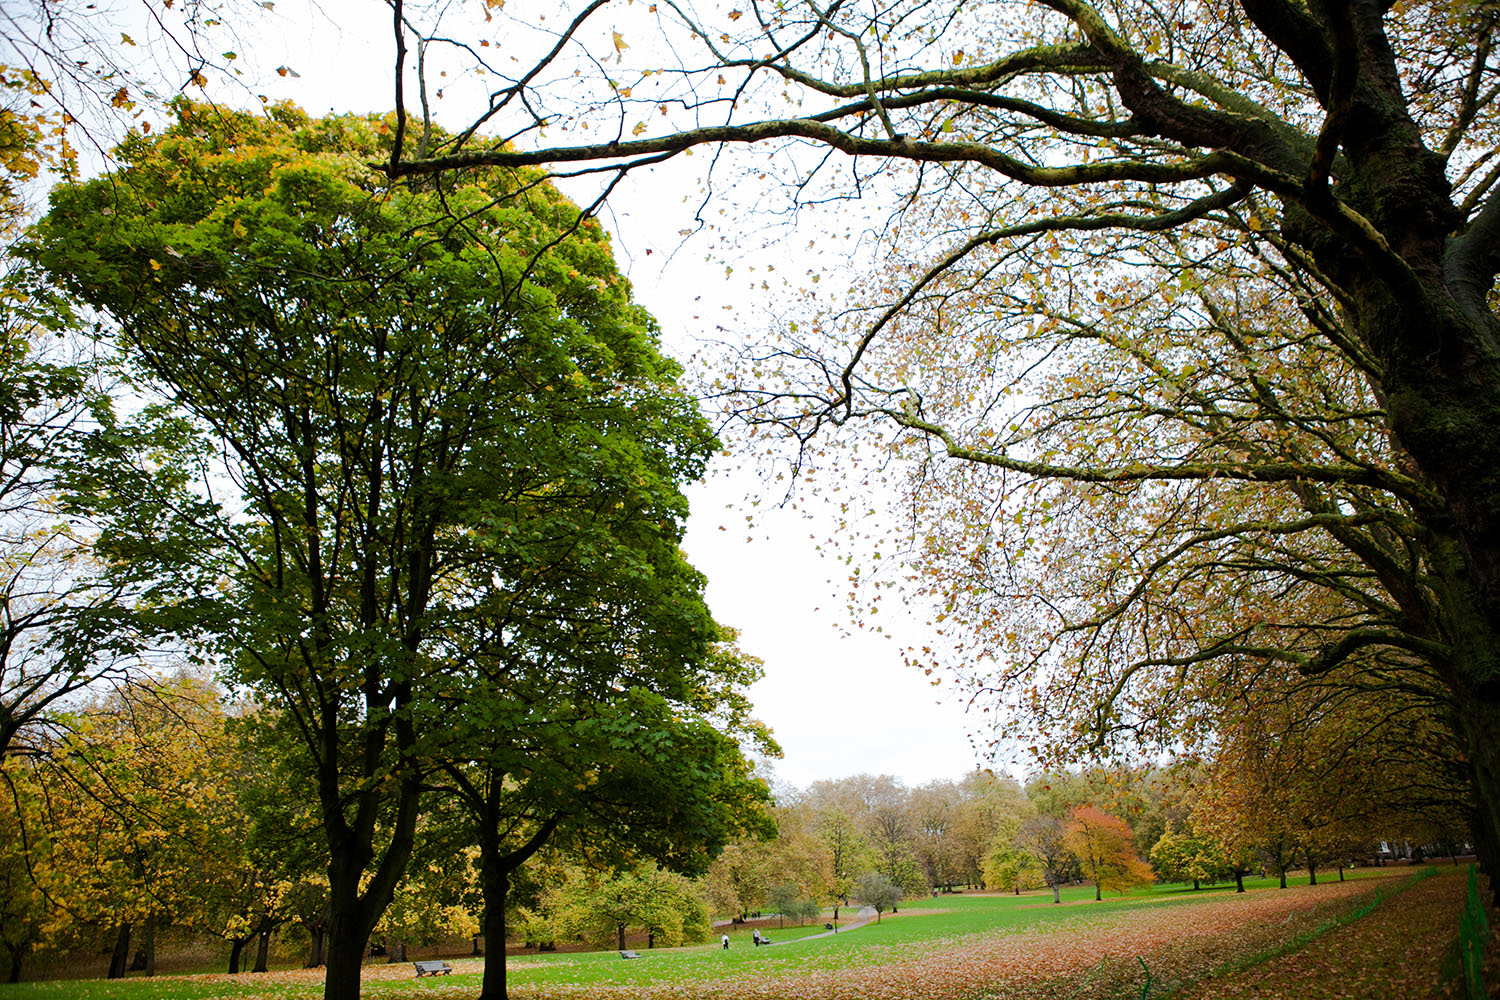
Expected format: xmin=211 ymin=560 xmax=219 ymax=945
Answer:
xmin=762 ymin=906 xmax=878 ymax=945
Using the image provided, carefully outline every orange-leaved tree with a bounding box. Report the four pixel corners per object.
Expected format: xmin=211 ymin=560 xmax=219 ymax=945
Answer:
xmin=1063 ymin=805 xmax=1153 ymax=901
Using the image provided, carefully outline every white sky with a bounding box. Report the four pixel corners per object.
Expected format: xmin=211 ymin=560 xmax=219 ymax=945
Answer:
xmin=74 ymin=0 xmax=999 ymax=790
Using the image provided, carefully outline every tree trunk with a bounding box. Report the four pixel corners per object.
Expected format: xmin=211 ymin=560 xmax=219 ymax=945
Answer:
xmin=615 ymin=924 xmax=626 ymax=952
xmin=142 ymin=915 xmax=156 ymax=977
xmin=1050 ymin=880 xmax=1061 ymax=904
xmin=324 ymin=910 xmax=370 ymax=1000
xmin=253 ymin=930 xmax=271 ymax=973
xmin=1234 ymin=870 xmax=1245 ymax=893
xmin=1306 ymin=851 xmax=1318 ymax=886
xmin=479 ymin=865 xmax=510 ymax=1000
xmin=228 ymin=936 xmax=248 ymax=974
xmin=107 ymin=923 xmax=131 ymax=980
xmin=305 ymin=924 xmax=327 ymax=968
xmin=387 ymin=941 xmax=406 ymax=963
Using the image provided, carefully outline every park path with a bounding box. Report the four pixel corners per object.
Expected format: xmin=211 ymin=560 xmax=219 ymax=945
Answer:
xmin=763 ymin=906 xmax=878 ymax=945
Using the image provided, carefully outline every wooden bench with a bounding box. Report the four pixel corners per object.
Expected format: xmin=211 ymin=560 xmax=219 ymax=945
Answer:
xmin=414 ymin=960 xmax=453 ymax=977
xmin=619 ymin=950 xmax=641 ymax=959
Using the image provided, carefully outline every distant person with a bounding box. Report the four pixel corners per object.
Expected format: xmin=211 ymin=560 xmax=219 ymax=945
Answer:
xmin=753 ymin=929 xmax=762 ymax=947
xmin=721 ymin=934 xmax=730 ymax=950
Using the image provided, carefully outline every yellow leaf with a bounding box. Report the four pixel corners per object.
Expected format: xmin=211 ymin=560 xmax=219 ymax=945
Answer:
xmin=612 ymin=31 xmax=628 ymax=54
xmin=952 ymin=49 xmax=963 ymax=65
xmin=121 ymin=33 xmax=136 ymax=45
xmin=632 ymin=121 xmax=647 ymax=136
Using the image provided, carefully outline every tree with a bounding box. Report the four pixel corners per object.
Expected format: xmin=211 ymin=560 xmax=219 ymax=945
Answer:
xmin=852 ymin=871 xmax=901 ymax=923
xmin=815 ymin=808 xmax=871 ymax=928
xmin=1149 ymin=825 xmax=1228 ymax=891
xmin=1016 ymin=814 xmax=1075 ymax=905
xmin=371 ymin=0 xmax=1500 ymax=888
xmin=27 ymin=99 xmax=743 ymax=1000
xmin=27 ymin=673 xmax=243 ymax=978
xmin=549 ymin=862 xmax=708 ymax=951
xmin=982 ymin=813 xmax=1041 ymax=895
xmin=1063 ymin=805 xmax=1153 ymax=901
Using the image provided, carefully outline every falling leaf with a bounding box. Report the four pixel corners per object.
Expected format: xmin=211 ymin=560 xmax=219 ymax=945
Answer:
xmin=728 ymin=8 xmax=743 ymax=18
xmin=631 ymin=121 xmax=647 ymax=136
xmin=275 ymin=65 xmax=301 ymax=78
xmin=612 ymin=31 xmax=629 ymax=55
xmin=121 ymin=33 xmax=136 ymax=45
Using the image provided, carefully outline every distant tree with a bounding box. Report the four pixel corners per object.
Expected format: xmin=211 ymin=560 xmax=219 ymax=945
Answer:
xmin=550 ymin=863 xmax=708 ymax=951
xmin=1064 ymin=806 xmax=1153 ymax=901
xmin=852 ymin=871 xmax=901 ymax=923
xmin=983 ymin=814 xmax=1041 ymax=895
xmin=767 ymin=883 xmax=800 ymax=930
xmin=816 ymin=809 xmax=871 ymax=928
xmin=1016 ymin=815 xmax=1075 ymax=905
xmin=1149 ymin=825 xmax=1229 ymax=890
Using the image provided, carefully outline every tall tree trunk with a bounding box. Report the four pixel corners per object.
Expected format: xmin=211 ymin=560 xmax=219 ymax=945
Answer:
xmin=615 ymin=924 xmax=626 ymax=952
xmin=107 ymin=923 xmax=131 ymax=980
xmin=479 ymin=865 xmax=511 ymax=1000
xmin=324 ymin=912 xmax=369 ymax=1000
xmin=1050 ymin=879 xmax=1060 ymax=904
xmin=1234 ymin=870 xmax=1245 ymax=893
xmin=475 ymin=808 xmax=558 ymax=1000
xmin=253 ymin=929 xmax=271 ymax=973
xmin=1306 ymin=850 xmax=1318 ymax=886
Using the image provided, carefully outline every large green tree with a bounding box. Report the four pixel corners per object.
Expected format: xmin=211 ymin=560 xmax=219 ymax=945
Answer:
xmin=371 ymin=0 xmax=1500 ymax=886
xmin=28 ymin=100 xmax=736 ymax=999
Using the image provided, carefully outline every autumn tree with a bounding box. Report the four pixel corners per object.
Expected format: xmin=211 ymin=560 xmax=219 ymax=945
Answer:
xmin=28 ymin=673 xmax=243 ymax=978
xmin=0 ymin=73 xmax=151 ymax=766
xmin=367 ymin=0 xmax=1500 ymax=888
xmin=1149 ymin=825 xmax=1228 ymax=891
xmin=1064 ymin=805 xmax=1153 ymax=901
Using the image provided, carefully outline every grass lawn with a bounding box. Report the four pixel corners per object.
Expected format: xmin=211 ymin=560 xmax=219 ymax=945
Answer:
xmin=0 ymin=867 xmax=1449 ymax=1000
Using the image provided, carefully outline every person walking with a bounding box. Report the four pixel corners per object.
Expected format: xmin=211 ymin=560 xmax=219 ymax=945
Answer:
xmin=721 ymin=934 xmax=730 ymax=950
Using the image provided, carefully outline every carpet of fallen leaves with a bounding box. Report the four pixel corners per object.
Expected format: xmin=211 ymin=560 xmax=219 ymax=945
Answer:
xmin=1174 ymin=866 xmax=1485 ymax=1000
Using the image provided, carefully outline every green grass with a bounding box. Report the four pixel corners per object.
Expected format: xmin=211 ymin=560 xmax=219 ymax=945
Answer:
xmin=0 ymin=870 xmax=1403 ymax=1000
